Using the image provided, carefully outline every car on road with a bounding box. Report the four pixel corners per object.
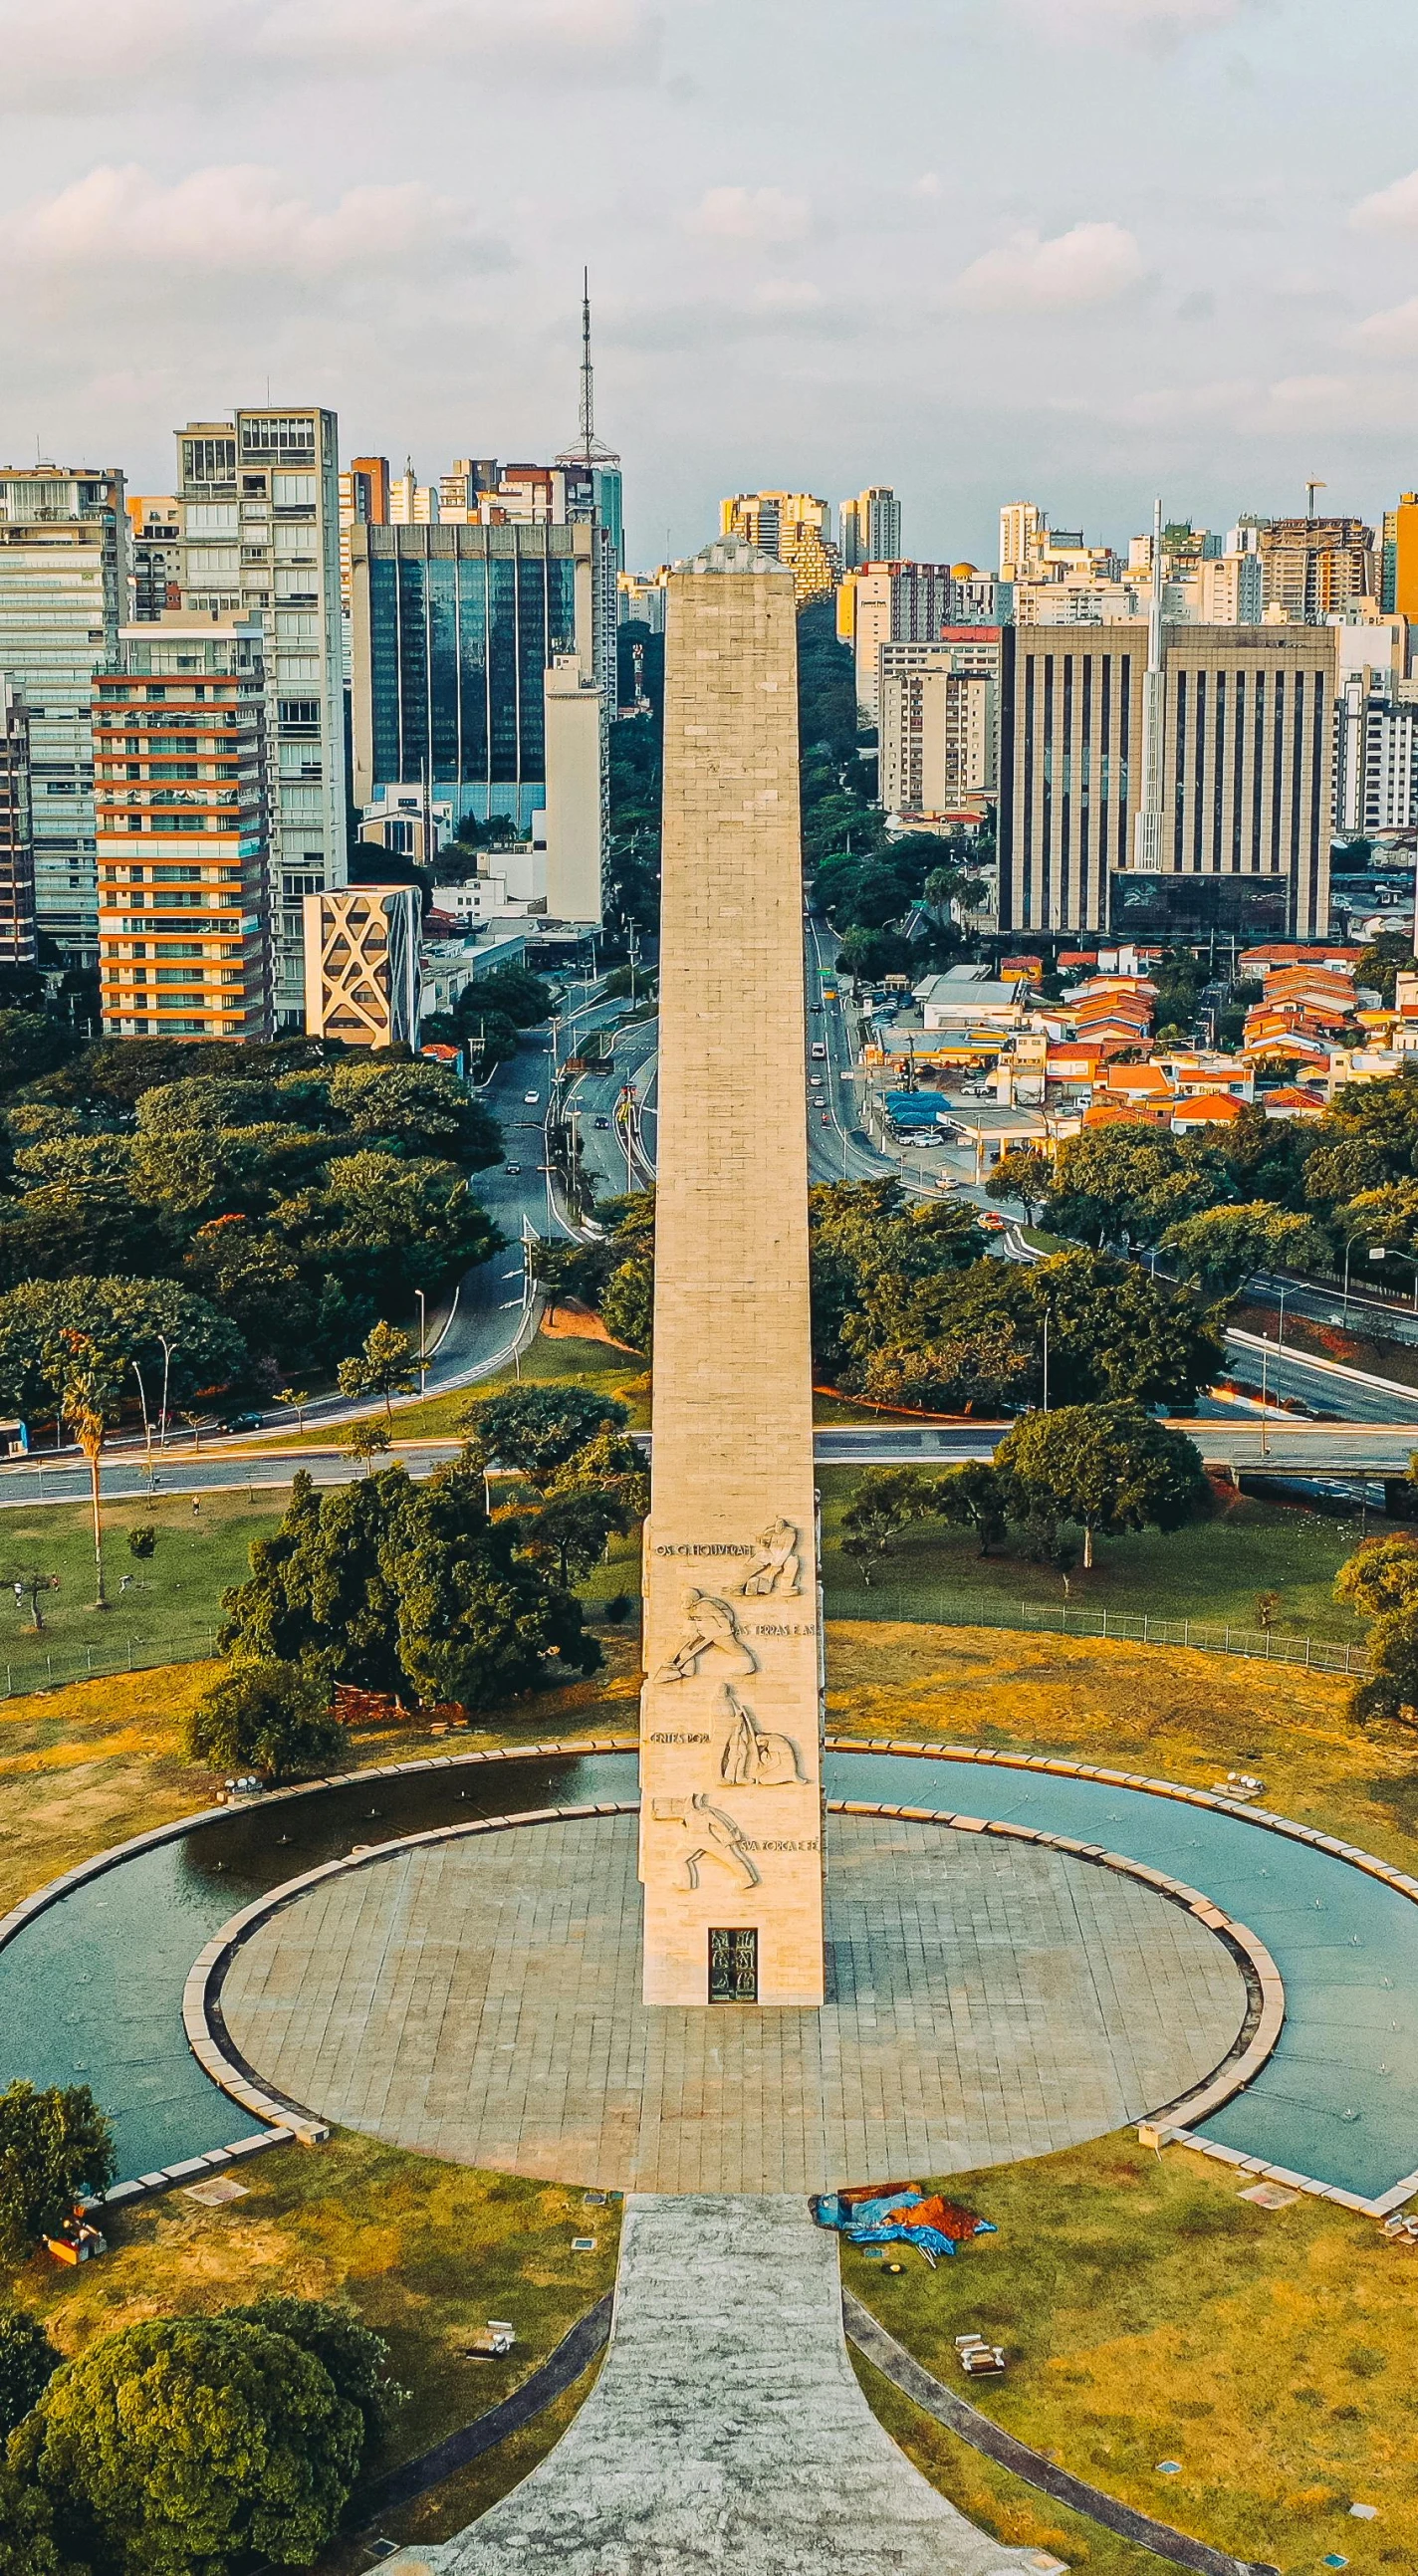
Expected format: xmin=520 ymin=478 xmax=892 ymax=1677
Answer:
xmin=523 ymin=1090 xmax=541 ymax=1104
xmin=979 ymin=1213 xmax=1006 ymax=1231
xmin=504 ymin=1161 xmax=522 ymax=1174
xmin=593 ymin=1115 xmax=609 ymax=1129
xmin=811 ymin=1043 xmax=827 ymax=1059
xmin=216 ymin=1411 xmax=263 ymax=1434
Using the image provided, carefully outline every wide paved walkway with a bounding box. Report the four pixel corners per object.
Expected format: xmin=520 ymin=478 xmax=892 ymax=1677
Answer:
xmin=218 ymin=1812 xmax=1245 ymax=2192
xmin=385 ymin=2194 xmax=1062 ymax=2576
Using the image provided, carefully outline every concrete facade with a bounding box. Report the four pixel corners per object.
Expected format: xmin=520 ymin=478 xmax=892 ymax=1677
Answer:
xmin=640 ymin=552 xmax=825 ymax=2007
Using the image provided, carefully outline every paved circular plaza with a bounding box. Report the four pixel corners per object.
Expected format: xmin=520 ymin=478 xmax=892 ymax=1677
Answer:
xmin=215 ymin=1810 xmax=1248 ymax=2194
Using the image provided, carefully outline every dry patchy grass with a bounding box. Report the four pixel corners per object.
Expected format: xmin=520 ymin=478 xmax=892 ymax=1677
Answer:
xmin=0 ymin=1631 xmax=644 ymax=1918
xmin=9 ymin=2130 xmax=619 ymax=2540
xmin=825 ymin=1619 xmax=1418 ymax=1872
xmin=846 ymin=2132 xmax=1418 ymax=2574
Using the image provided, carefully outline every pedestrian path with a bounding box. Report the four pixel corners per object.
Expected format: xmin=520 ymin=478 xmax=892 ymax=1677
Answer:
xmin=386 ymin=2194 xmax=1061 ymax=2576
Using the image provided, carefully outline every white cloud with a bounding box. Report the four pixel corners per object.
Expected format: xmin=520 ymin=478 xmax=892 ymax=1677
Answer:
xmin=912 ymin=173 xmax=944 ymax=201
xmin=684 ymin=186 xmax=812 ymax=246
xmin=1349 ymin=168 xmax=1418 ymax=235
xmin=947 ymin=221 xmax=1145 ymax=313
xmin=0 ymin=0 xmax=660 ymax=107
xmin=1015 ymin=0 xmax=1248 ymax=39
xmin=1352 ymin=298 xmax=1418 ymax=356
xmin=751 ymin=279 xmax=826 ymax=313
xmin=14 ymin=164 xmax=480 ymax=278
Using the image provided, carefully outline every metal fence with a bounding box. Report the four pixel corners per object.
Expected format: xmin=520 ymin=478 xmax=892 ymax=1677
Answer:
xmin=827 ymin=1586 xmax=1369 ymax=1675
xmin=1 ymin=1624 xmax=220 ymax=1698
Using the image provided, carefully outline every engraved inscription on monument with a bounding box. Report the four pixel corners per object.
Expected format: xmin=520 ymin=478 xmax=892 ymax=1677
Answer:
xmin=638 ymin=545 xmax=825 ymax=2007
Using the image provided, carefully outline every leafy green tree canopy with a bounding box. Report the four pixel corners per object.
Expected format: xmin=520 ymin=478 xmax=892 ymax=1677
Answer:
xmin=0 ymin=2466 xmax=68 ymax=2576
xmin=219 ymin=2298 xmax=403 ymax=2455
xmin=0 ymin=1278 xmax=246 ymax=1423
xmin=1333 ymin=1531 xmax=1418 ymax=1620
xmin=994 ymin=1402 xmax=1209 ymax=1569
xmin=0 ymin=2082 xmax=116 ymax=2267
xmin=12 ymin=2314 xmax=362 ymax=2576
xmin=0 ymin=2307 xmax=61 ymax=2440
xmin=467 ymin=1384 xmax=631 ymax=1486
xmin=1161 ymin=1200 xmax=1328 ymax=1295
xmin=182 ymin=1661 xmax=348 ymax=1782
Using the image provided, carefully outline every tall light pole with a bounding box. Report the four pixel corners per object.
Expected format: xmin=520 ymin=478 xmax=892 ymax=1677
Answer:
xmin=157 ymin=1336 xmax=175 ymax=1453
xmin=415 ymin=1288 xmax=427 ymax=1396
xmin=132 ymin=1360 xmax=154 ymax=1495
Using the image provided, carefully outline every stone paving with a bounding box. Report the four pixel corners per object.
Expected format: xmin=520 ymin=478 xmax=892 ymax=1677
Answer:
xmin=218 ymin=1813 xmax=1246 ymax=2193
xmin=383 ymin=2193 xmax=1061 ymax=2576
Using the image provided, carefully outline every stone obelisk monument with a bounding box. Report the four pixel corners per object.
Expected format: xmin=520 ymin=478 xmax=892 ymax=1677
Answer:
xmin=639 ymin=538 xmax=825 ymax=2008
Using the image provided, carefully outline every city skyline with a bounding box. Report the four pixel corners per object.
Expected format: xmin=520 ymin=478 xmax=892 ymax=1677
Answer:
xmin=2 ymin=1 xmax=1418 ymax=566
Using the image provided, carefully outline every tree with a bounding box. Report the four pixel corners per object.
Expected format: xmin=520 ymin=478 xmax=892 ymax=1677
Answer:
xmin=183 ymin=1662 xmax=348 ymax=1782
xmin=281 ymin=1151 xmax=501 ymax=1311
xmin=839 ymin=1470 xmax=937 ymax=1581
xmin=0 ymin=1278 xmax=247 ymax=1427
xmin=472 ymin=964 xmax=555 ymax=1028
xmin=1355 ymin=930 xmax=1414 ymax=1008
xmin=1333 ymin=1531 xmax=1418 ymax=1620
xmin=0 ymin=2306 xmax=61 ymax=2439
xmin=327 ymin=1058 xmax=502 ymax=1171
xmin=995 ymin=1403 xmax=1209 ymax=1570
xmin=53 ymin=1329 xmax=125 ymax=1608
xmin=6 ymin=1568 xmax=58 ymax=1632
xmin=1045 ymin=1123 xmax=1224 ymax=1249
xmin=545 ymin=1426 xmax=650 ymax=1520
xmin=0 ymin=2467 xmax=67 ymax=2576
xmin=464 ymin=1384 xmax=631 ymax=1488
xmin=347 ymin=1417 xmax=393 ymax=1473
xmin=0 ymin=2081 xmax=116 ymax=2267
xmin=986 ymin=1149 xmax=1052 ymax=1224
xmin=1161 ymin=1201 xmax=1328 ymax=1296
xmin=218 ymin=1463 xmax=600 ymax=1710
xmin=519 ymin=1489 xmax=630 ymax=1589
xmin=219 ymin=2297 xmax=403 ymax=2457
xmin=1349 ymin=1604 xmax=1418 ymax=1732
xmin=599 ymin=1256 xmax=654 ymax=1354
xmin=934 ymin=1462 xmax=1009 ymax=1554
xmin=12 ymin=2314 xmax=362 ymax=2576
xmin=1255 ymin=1590 xmax=1281 ymax=1634
xmin=855 ymin=1317 xmax=1031 ymax=1416
xmin=337 ymin=1320 xmax=417 ymax=1422
xmin=279 ymin=1386 xmax=312 ymax=1435
xmin=0 ymin=1012 xmax=83 ymax=1099
xmin=127 ymin=1524 xmax=157 ymax=1566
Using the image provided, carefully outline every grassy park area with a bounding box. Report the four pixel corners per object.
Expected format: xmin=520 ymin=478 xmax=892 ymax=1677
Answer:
xmin=0 ymin=1489 xmax=284 ymax=1694
xmin=847 ymin=2130 xmax=1418 ymax=2576
xmin=241 ymin=1327 xmax=652 ymax=1452
xmin=8 ymin=2128 xmax=620 ymax=2559
xmin=819 ymin=1469 xmax=1372 ymax=1643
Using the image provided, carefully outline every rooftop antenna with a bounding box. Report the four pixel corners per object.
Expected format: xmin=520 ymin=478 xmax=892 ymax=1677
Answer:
xmin=1306 ymin=477 xmax=1325 ymax=520
xmin=580 ymin=267 xmax=594 ymax=463
xmin=1131 ymin=495 xmax=1165 ymax=876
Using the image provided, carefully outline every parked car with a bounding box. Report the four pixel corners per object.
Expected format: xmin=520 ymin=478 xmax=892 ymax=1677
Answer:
xmin=523 ymin=1090 xmax=541 ymax=1104
xmin=504 ymin=1161 xmax=522 ymax=1174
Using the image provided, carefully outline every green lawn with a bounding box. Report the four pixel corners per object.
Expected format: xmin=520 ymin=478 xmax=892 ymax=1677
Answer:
xmin=244 ymin=1329 xmax=651 ymax=1451
xmin=846 ymin=2130 xmax=1418 ymax=2576
xmin=0 ymin=1489 xmax=284 ymax=1694
xmin=817 ymin=1471 xmax=1370 ymax=1642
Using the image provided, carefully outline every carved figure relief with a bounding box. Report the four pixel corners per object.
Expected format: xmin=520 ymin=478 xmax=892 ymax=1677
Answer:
xmin=733 ymin=1517 xmax=803 ymax=1598
xmin=649 ymin=1792 xmax=762 ymax=1891
xmin=718 ymin=1685 xmax=807 ymax=1787
xmin=652 ymin=1589 xmax=758 ymax=1684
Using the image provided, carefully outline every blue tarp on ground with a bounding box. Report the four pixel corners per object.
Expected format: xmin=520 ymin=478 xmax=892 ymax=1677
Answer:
xmin=814 ymin=2189 xmax=997 ymax=2262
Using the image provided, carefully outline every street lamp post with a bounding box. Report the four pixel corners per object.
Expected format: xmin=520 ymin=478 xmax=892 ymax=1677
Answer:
xmin=1277 ymin=1282 xmax=1288 ymax=1353
xmin=1260 ymin=1337 xmax=1269 ymax=1459
xmin=157 ymin=1336 xmax=175 ymax=1453
xmin=132 ymin=1361 xmax=154 ymax=1496
xmin=415 ymin=1289 xmax=427 ymax=1396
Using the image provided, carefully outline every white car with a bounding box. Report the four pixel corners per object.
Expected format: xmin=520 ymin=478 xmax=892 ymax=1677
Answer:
xmin=811 ymin=1043 xmax=827 ymax=1059
xmin=523 ymin=1090 xmax=540 ymax=1104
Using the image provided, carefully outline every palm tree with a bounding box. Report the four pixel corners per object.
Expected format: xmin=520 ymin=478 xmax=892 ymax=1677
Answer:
xmin=55 ymin=1332 xmax=124 ymax=1610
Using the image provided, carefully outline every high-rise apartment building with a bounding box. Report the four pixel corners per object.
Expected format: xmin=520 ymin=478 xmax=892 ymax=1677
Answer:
xmin=878 ymin=631 xmax=1003 ymax=821
xmin=338 ymin=457 xmax=389 ymax=613
xmin=0 ymin=677 xmax=37 ymax=967
xmin=94 ymin=617 xmax=271 ymax=1041
xmin=174 ymin=408 xmax=347 ymax=1028
xmin=1380 ymin=494 xmax=1418 ymax=618
xmin=999 ymin=502 xmax=1046 ymax=581
xmin=837 ymin=561 xmax=954 ymax=720
xmin=839 ymin=486 xmax=901 ymax=571
xmin=1004 ymin=623 xmax=1335 ymax=939
xmin=1258 ymin=517 xmax=1375 ymax=622
xmin=389 ymin=469 xmax=439 ymax=526
xmin=303 ymin=883 xmax=421 ymax=1047
xmin=0 ymin=466 xmax=125 ymax=960
xmin=720 ymin=491 xmax=839 ymax=602
xmin=125 ymin=497 xmax=182 ymax=621
xmin=349 ymin=519 xmax=608 ymax=836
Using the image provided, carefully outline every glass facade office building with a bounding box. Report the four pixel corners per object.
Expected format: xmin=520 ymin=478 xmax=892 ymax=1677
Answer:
xmin=350 ymin=522 xmax=605 ymax=832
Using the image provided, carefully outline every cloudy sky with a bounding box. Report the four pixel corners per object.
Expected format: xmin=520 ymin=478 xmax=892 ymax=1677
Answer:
xmin=3 ymin=0 xmax=1417 ymax=569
